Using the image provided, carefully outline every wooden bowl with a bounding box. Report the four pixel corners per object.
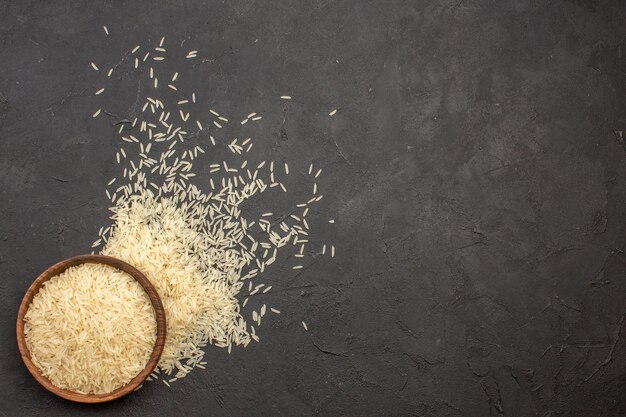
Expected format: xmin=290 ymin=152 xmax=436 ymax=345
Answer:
xmin=16 ymin=254 xmax=166 ymax=403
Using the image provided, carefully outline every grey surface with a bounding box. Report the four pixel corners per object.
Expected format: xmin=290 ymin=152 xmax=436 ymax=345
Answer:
xmin=1 ymin=1 xmax=625 ymax=416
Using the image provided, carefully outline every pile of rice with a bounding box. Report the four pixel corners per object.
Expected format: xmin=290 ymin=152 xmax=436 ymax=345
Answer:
xmin=23 ymin=263 xmax=157 ymax=394
xmin=102 ymin=193 xmax=250 ymax=378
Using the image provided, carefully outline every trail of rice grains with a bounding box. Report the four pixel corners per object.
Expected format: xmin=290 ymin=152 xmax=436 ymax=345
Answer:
xmin=88 ymin=34 xmax=336 ymax=384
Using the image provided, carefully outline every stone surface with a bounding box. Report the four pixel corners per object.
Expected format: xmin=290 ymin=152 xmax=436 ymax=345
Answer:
xmin=1 ymin=1 xmax=625 ymax=416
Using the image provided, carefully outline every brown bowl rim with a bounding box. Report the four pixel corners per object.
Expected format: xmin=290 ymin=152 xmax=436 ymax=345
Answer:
xmin=16 ymin=254 xmax=166 ymax=403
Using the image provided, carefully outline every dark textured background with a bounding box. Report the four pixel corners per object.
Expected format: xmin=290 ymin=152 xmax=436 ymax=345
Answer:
xmin=1 ymin=1 xmax=625 ymax=416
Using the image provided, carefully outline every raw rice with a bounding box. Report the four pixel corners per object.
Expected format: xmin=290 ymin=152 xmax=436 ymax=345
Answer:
xmin=87 ymin=37 xmax=338 ymax=384
xmin=23 ymin=263 xmax=156 ymax=394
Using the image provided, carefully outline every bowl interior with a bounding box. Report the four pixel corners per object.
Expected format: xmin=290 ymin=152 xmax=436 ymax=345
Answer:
xmin=16 ymin=254 xmax=166 ymax=403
